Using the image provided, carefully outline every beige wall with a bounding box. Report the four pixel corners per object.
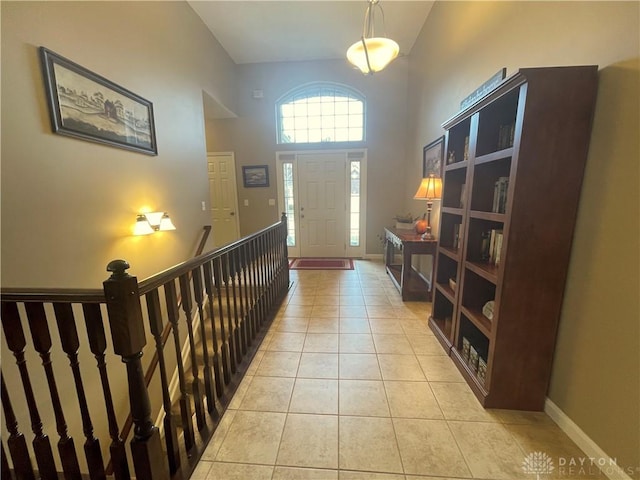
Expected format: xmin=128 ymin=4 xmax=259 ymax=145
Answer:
xmin=1 ymin=1 xmax=237 ymax=288
xmin=1 ymin=0 xmax=236 ymax=471
xmin=406 ymin=1 xmax=639 ymax=474
xmin=205 ymin=58 xmax=410 ymax=249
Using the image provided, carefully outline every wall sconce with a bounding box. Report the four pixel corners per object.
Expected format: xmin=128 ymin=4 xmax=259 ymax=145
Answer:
xmin=413 ymin=174 xmax=442 ymax=239
xmin=133 ymin=212 xmax=176 ymax=235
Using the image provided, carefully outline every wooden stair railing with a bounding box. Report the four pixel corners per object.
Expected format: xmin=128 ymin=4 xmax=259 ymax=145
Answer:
xmin=1 ymin=216 xmax=290 ymax=480
xmin=105 ymin=225 xmax=211 ymax=475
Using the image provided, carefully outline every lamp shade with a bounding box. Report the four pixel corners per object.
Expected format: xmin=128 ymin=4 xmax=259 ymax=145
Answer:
xmin=347 ymin=37 xmax=399 ymax=74
xmin=414 ymin=175 xmax=443 ymax=200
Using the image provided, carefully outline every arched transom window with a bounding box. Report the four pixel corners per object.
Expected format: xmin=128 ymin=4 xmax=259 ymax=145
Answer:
xmin=277 ymin=83 xmax=365 ymax=144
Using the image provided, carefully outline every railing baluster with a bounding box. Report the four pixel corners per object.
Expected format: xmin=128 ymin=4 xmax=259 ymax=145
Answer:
xmin=24 ymin=302 xmax=82 ymax=480
xmin=203 ymin=261 xmax=227 ymax=393
xmin=271 ymin=227 xmax=279 ymax=302
xmin=164 ymin=279 xmax=195 ymax=452
xmin=53 ymin=303 xmax=106 ymax=480
xmin=230 ymin=250 xmax=247 ymax=357
xmin=240 ymin=244 xmax=254 ymax=344
xmin=222 ymin=254 xmax=242 ymax=366
xmin=1 ymin=302 xmax=57 ymax=480
xmin=81 ymin=304 xmax=130 ymax=480
xmin=192 ymin=267 xmax=217 ymax=416
xmin=216 ymin=256 xmax=237 ymax=374
xmin=266 ymin=229 xmax=275 ymax=308
xmin=213 ymin=256 xmax=234 ymax=378
xmin=145 ymin=290 xmax=180 ymax=475
xmin=259 ymin=234 xmax=268 ymax=320
xmin=251 ymin=238 xmax=263 ymax=330
xmin=1 ymin=442 xmax=12 ymax=480
xmin=103 ymin=260 xmax=169 ymax=480
xmin=178 ymin=273 xmax=206 ymax=430
xmin=245 ymin=242 xmax=260 ymax=335
xmin=1 ymin=373 xmax=36 ymax=480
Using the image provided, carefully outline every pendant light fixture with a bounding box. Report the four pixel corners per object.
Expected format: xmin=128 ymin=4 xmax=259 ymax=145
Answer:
xmin=346 ymin=0 xmax=399 ymax=74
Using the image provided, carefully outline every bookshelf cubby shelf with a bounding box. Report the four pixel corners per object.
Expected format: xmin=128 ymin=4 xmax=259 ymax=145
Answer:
xmin=429 ymin=66 xmax=599 ymax=411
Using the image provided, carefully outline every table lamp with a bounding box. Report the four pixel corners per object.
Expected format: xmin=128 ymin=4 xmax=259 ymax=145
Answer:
xmin=413 ymin=174 xmax=443 ymax=239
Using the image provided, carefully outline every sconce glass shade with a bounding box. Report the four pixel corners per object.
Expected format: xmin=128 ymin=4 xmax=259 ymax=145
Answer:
xmin=133 ymin=214 xmax=155 ymax=235
xmin=347 ymin=37 xmax=399 ymax=74
xmin=144 ymin=211 xmax=164 ymax=227
xmin=414 ymin=175 xmax=443 ymax=200
xmin=159 ymin=213 xmax=176 ymax=231
xmin=133 ymin=211 xmax=176 ymax=235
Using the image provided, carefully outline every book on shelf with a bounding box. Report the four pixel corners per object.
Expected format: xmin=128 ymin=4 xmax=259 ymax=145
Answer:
xmin=463 ymin=136 xmax=470 ymax=161
xmin=453 ymin=223 xmax=462 ymax=250
xmin=460 ymin=183 xmax=466 ymax=209
xmin=468 ymin=346 xmax=479 ymax=374
xmin=477 ymin=357 xmax=487 ymax=386
xmin=492 ymin=177 xmax=509 ymax=213
xmin=482 ymin=228 xmax=503 ymax=266
xmin=494 ymin=232 xmax=503 ymax=266
xmin=498 ymin=123 xmax=515 ymax=150
xmin=461 ymin=337 xmax=471 ymax=362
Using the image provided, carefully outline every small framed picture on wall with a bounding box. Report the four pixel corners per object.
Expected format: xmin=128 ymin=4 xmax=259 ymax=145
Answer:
xmin=423 ymin=136 xmax=444 ymax=177
xmin=242 ymin=165 xmax=269 ymax=187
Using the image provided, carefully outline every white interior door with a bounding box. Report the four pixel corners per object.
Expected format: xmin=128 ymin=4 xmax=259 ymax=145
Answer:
xmin=297 ymin=153 xmax=346 ymax=257
xmin=207 ymin=152 xmax=240 ymax=246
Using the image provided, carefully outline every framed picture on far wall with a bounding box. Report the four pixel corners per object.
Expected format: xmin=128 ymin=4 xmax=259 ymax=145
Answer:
xmin=423 ymin=136 xmax=444 ymax=177
xmin=39 ymin=46 xmax=157 ymax=155
xmin=242 ymin=165 xmax=269 ymax=187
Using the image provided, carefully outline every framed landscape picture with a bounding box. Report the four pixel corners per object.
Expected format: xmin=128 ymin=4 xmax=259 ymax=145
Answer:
xmin=242 ymin=165 xmax=269 ymax=187
xmin=423 ymin=136 xmax=444 ymax=177
xmin=39 ymin=47 xmax=157 ymax=155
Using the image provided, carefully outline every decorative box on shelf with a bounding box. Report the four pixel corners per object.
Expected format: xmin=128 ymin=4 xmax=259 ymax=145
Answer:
xmin=482 ymin=300 xmax=495 ymax=320
xmin=395 ymin=221 xmax=415 ymax=230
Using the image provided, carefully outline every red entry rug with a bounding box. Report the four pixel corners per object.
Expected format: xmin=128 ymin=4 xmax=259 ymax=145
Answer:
xmin=289 ymin=258 xmax=354 ymax=270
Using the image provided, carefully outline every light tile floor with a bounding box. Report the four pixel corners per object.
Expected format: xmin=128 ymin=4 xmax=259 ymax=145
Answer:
xmin=194 ymin=260 xmax=606 ymax=480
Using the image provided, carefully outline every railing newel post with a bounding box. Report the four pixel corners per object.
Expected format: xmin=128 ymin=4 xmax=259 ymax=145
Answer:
xmin=102 ymin=259 xmax=169 ymax=480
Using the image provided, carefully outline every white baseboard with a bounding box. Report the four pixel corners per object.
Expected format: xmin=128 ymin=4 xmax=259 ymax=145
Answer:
xmin=545 ymin=398 xmax=635 ymax=480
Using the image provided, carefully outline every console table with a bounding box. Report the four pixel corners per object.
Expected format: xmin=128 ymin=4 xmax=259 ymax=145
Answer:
xmin=384 ymin=227 xmax=437 ymax=301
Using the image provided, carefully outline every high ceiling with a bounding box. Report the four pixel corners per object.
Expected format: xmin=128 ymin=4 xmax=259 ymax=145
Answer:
xmin=188 ymin=1 xmax=435 ymax=65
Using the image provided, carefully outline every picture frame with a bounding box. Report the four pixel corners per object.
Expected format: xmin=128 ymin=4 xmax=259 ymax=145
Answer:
xmin=242 ymin=165 xmax=269 ymax=187
xmin=423 ymin=136 xmax=444 ymax=177
xmin=39 ymin=47 xmax=157 ymax=155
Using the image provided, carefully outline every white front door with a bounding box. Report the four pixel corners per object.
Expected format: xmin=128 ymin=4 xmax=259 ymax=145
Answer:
xmin=297 ymin=153 xmax=347 ymax=258
xmin=207 ymin=152 xmax=240 ymax=246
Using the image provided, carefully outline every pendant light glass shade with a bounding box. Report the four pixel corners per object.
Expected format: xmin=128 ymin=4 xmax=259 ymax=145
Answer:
xmin=347 ymin=0 xmax=399 ymax=74
xmin=347 ymin=37 xmax=399 ymax=74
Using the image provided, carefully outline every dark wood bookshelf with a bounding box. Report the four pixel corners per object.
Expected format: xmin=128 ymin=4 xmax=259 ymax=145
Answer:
xmin=459 ymin=305 xmax=492 ymax=337
xmin=465 ymin=261 xmax=498 ymax=284
xmin=429 ymin=66 xmax=599 ymax=410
